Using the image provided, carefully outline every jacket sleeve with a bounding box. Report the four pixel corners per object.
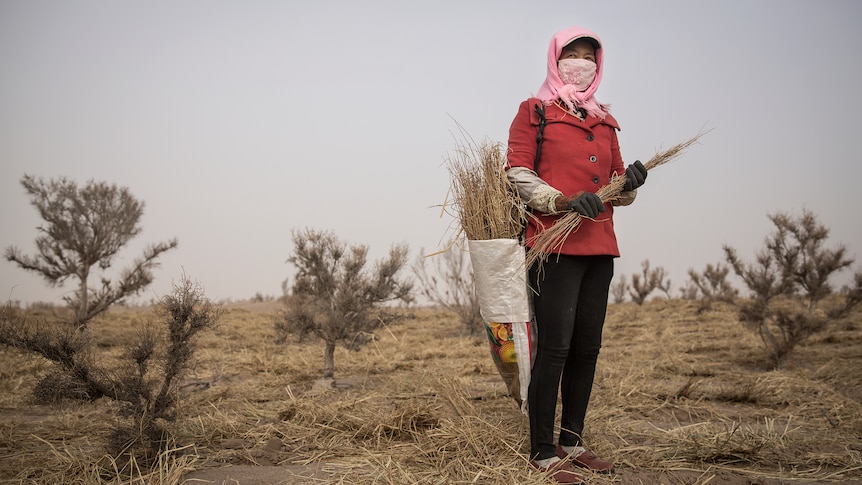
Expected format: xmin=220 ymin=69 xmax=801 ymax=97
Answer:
xmin=505 ymin=99 xmax=540 ymax=171
xmin=612 ymin=189 xmax=637 ymax=206
xmin=505 ymin=99 xmax=562 ymax=214
xmin=507 ymin=167 xmax=562 ymax=214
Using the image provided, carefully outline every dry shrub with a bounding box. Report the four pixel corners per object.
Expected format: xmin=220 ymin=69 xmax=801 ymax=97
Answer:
xmin=0 ymin=276 xmax=219 ymax=476
xmin=611 ymin=274 xmax=629 ymax=303
xmin=629 ymin=259 xmax=671 ymax=305
xmin=5 ymin=175 xmax=178 ymax=329
xmin=688 ymin=262 xmax=739 ymax=313
xmin=412 ymin=248 xmax=482 ymax=336
xmin=279 ymin=228 xmax=413 ymax=378
xmin=724 ymin=209 xmax=862 ymax=366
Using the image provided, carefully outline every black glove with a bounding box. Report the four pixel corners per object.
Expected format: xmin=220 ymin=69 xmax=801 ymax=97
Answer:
xmin=624 ymin=160 xmax=647 ymax=191
xmin=567 ymin=192 xmax=605 ymax=219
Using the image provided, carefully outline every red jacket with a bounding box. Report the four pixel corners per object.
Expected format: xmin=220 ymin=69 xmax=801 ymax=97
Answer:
xmin=506 ymin=98 xmax=625 ymax=257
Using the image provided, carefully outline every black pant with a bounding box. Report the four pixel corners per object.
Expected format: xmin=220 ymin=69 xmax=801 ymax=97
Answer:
xmin=528 ymin=255 xmax=613 ymax=460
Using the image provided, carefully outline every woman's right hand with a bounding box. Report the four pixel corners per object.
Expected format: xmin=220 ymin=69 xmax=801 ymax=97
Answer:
xmin=555 ymin=192 xmax=605 ymax=218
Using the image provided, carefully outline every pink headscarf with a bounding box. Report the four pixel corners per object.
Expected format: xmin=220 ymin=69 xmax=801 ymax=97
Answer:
xmin=536 ymin=26 xmax=609 ymax=119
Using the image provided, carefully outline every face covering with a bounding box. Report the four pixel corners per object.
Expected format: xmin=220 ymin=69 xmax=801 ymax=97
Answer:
xmin=557 ymin=58 xmax=596 ymax=92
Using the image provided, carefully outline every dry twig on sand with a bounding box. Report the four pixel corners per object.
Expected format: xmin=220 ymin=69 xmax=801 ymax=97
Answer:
xmin=524 ymin=130 xmax=710 ymax=269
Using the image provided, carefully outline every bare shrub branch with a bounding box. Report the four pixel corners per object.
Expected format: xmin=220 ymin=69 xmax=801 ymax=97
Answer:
xmin=724 ymin=209 xmax=862 ymax=365
xmin=0 ymin=275 xmax=219 ymax=466
xmin=412 ymin=248 xmax=482 ymax=335
xmin=278 ymin=229 xmax=413 ymax=378
xmin=654 ymin=266 xmax=673 ymax=299
xmin=4 ymin=175 xmax=177 ymax=327
xmin=611 ymin=274 xmax=629 ymax=304
xmin=628 ymin=260 xmax=666 ymax=305
xmin=688 ymin=262 xmax=739 ymax=313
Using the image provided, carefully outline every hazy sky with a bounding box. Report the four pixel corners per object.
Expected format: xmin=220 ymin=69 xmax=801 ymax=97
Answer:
xmin=2 ymin=1 xmax=861 ymax=304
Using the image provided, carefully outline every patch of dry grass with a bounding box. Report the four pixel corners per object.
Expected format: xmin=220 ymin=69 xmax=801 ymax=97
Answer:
xmin=445 ymin=133 xmax=525 ymax=242
xmin=1 ymin=300 xmax=860 ymax=484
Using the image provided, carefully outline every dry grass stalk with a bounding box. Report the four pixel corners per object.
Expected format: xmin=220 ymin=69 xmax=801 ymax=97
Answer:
xmin=446 ymin=135 xmax=525 ymax=241
xmin=525 ymin=131 xmax=709 ymax=268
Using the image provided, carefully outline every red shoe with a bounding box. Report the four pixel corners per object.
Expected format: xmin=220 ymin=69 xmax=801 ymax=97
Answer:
xmin=556 ymin=445 xmax=614 ymax=473
xmin=530 ymin=459 xmax=586 ymax=484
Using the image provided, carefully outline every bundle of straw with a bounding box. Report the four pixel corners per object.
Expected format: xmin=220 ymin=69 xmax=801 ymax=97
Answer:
xmin=446 ymin=137 xmax=525 ymax=242
xmin=524 ymin=130 xmax=709 ymax=269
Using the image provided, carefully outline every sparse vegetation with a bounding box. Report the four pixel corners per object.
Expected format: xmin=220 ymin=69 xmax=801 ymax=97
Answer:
xmin=4 ymin=175 xmax=178 ymax=328
xmin=3 ymin=197 xmax=861 ymax=483
xmin=654 ymin=265 xmax=673 ymax=299
xmin=724 ymin=209 xmax=862 ymax=366
xmin=0 ymin=174 xmax=207 ymax=471
xmin=678 ymin=280 xmax=699 ymax=300
xmin=412 ymin=248 xmax=482 ymax=335
xmin=2 ymin=299 xmax=859 ymax=484
xmin=277 ymin=228 xmax=413 ymax=378
xmin=0 ymin=275 xmax=219 ymax=470
xmin=628 ymin=259 xmax=669 ymax=305
xmin=687 ymin=262 xmax=738 ymax=313
xmin=610 ymin=274 xmax=628 ymax=304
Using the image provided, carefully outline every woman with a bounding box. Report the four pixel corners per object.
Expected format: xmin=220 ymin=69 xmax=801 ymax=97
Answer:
xmin=506 ymin=25 xmax=647 ymax=484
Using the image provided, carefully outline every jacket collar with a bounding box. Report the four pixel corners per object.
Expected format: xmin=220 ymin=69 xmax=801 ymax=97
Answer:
xmin=545 ymin=100 xmax=620 ymax=130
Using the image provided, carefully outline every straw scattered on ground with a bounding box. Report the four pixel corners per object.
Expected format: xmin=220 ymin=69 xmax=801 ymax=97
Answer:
xmin=1 ymin=298 xmax=860 ymax=484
